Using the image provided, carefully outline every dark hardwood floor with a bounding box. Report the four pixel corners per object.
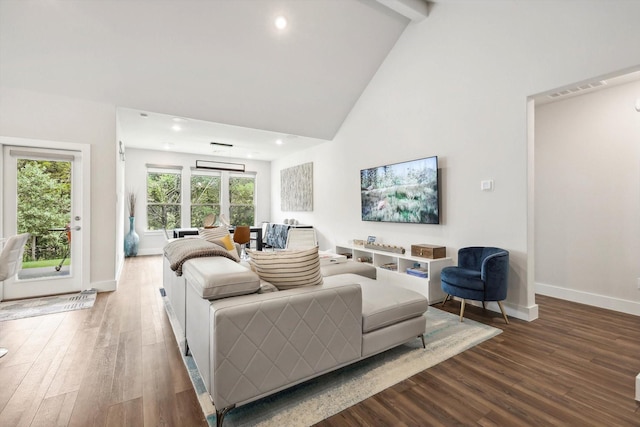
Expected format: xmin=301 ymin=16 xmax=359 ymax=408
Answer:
xmin=318 ymin=290 xmax=640 ymax=426
xmin=1 ymin=255 xmax=639 ymax=426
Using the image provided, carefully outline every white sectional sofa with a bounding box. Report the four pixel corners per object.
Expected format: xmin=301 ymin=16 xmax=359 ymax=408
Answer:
xmin=163 ymin=243 xmax=428 ymax=427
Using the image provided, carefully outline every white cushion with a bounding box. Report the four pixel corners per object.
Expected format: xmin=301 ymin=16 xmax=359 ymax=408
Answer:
xmin=323 ymin=273 xmax=428 ymax=333
xmin=183 ymin=257 xmax=260 ymax=300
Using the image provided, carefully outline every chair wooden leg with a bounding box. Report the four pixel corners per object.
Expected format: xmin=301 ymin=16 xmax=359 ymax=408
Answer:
xmin=482 ymin=301 xmax=486 ymax=309
xmin=497 ymin=301 xmax=509 ymax=324
xmin=459 ymin=299 xmax=465 ymax=322
xmin=441 ymin=294 xmax=450 ymax=307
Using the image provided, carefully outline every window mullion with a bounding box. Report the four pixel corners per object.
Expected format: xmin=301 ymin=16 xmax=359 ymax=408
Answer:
xmin=221 ymin=172 xmax=230 ymax=220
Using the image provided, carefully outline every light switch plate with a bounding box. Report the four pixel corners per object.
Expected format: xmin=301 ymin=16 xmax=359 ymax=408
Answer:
xmin=481 ymin=180 xmax=494 ymax=191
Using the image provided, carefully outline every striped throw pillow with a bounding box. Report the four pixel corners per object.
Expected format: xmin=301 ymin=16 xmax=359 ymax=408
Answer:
xmin=199 ymin=226 xmax=230 ymax=242
xmin=247 ymin=247 xmax=323 ymax=290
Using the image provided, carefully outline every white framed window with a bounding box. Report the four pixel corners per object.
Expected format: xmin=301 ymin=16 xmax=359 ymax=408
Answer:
xmin=228 ymin=173 xmax=256 ymax=226
xmin=190 ymin=170 xmax=221 ymax=227
xmin=146 ymin=165 xmax=182 ymax=231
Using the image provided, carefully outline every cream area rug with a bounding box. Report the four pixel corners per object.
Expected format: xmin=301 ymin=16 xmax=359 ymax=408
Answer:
xmin=0 ymin=289 xmax=97 ymax=321
xmin=161 ymin=292 xmax=502 ymax=427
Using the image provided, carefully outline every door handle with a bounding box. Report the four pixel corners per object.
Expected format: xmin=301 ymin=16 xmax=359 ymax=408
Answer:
xmin=73 ymin=226 xmax=81 ymax=231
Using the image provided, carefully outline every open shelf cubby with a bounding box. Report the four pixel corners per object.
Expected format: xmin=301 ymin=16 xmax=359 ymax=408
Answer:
xmin=336 ymin=243 xmax=453 ymax=303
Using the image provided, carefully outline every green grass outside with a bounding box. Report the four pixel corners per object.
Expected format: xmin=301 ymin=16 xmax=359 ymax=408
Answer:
xmin=22 ymin=258 xmax=71 ymax=269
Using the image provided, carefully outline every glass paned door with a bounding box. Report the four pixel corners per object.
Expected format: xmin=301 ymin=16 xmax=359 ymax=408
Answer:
xmin=2 ymin=146 xmax=83 ymax=299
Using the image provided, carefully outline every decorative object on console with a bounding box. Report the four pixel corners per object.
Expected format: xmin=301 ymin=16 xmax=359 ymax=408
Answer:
xmin=411 ymin=244 xmax=446 ymax=259
xmin=281 ymin=162 xmax=313 ymax=211
xmin=406 ymin=266 xmax=429 ymax=278
xmin=364 ymin=242 xmax=406 ymax=254
xmin=353 ymin=239 xmax=365 ymax=246
xmin=124 ymin=191 xmax=139 ymax=257
xmin=318 ymin=250 xmax=347 ymax=265
xmin=380 ymin=262 xmax=398 ymax=271
xmin=361 ymin=156 xmax=439 ymax=224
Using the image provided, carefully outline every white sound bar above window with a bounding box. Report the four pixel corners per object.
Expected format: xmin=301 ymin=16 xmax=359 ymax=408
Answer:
xmin=195 ymin=160 xmax=245 ymax=172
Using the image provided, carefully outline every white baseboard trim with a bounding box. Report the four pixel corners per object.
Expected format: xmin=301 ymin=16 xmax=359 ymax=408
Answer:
xmin=137 ymin=248 xmax=164 ymax=256
xmin=536 ymin=282 xmax=640 ymax=316
xmin=456 ymin=299 xmax=539 ymax=322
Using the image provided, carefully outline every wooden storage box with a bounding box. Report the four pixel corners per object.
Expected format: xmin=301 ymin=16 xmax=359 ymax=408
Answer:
xmin=411 ymin=244 xmax=446 ymax=259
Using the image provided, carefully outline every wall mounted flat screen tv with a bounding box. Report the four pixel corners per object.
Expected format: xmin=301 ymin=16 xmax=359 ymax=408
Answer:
xmin=360 ymin=156 xmax=439 ymax=224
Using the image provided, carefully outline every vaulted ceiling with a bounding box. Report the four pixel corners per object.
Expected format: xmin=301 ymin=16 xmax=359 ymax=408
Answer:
xmin=1 ymin=0 xmax=432 ymax=160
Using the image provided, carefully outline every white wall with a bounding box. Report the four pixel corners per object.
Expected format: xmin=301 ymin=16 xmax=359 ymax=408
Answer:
xmin=0 ymin=87 xmax=118 ymax=291
xmin=271 ymin=1 xmax=640 ymax=320
xmin=536 ymin=80 xmax=640 ymax=314
xmin=124 ymin=148 xmax=271 ymax=255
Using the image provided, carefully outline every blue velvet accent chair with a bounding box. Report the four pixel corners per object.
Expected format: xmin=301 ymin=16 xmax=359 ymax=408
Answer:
xmin=441 ymin=247 xmax=510 ymax=324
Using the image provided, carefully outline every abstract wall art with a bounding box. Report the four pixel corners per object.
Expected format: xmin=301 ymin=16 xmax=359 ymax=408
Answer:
xmin=281 ymin=162 xmax=313 ymax=211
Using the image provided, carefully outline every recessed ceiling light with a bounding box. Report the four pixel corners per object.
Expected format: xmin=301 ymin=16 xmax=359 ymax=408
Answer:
xmin=172 ymin=124 xmax=181 ymax=131
xmin=164 ymin=142 xmax=174 ymax=150
xmin=275 ymin=139 xmax=283 ymax=145
xmin=275 ymin=16 xmax=287 ymax=30
xmin=172 ymin=117 xmax=187 ymax=123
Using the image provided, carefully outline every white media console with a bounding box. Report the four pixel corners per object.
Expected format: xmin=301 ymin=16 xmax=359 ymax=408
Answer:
xmin=335 ymin=244 xmax=452 ymax=303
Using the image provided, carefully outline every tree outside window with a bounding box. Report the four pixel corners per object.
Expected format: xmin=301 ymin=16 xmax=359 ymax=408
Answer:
xmin=147 ymin=170 xmax=181 ymax=230
xmin=17 ymin=159 xmax=71 ymax=261
xmin=191 ymin=173 xmax=221 ymax=227
xmin=229 ymin=175 xmax=255 ymax=226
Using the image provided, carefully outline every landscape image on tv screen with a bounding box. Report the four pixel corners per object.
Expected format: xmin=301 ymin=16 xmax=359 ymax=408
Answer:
xmin=360 ymin=156 xmax=439 ymax=224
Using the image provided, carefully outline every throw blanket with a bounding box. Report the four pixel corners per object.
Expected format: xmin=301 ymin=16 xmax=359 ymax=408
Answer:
xmin=164 ymin=238 xmax=238 ymax=276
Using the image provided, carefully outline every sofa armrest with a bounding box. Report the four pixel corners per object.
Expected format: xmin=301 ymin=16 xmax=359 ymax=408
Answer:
xmin=209 ymin=283 xmax=363 ymax=409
